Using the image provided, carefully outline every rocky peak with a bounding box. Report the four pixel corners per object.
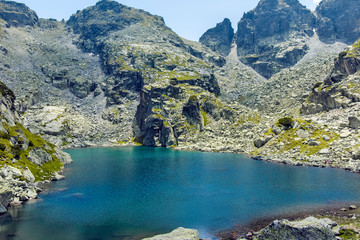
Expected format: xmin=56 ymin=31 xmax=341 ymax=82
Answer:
xmin=235 ymin=0 xmax=315 ymax=78
xmin=0 ymin=0 xmax=39 ymax=27
xmin=67 ymin=0 xmax=165 ymax=52
xmin=316 ymin=0 xmax=360 ymax=44
xmin=199 ymin=18 xmax=234 ymax=56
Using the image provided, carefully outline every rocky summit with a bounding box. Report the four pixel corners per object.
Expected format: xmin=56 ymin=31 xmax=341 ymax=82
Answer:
xmin=316 ymin=0 xmax=360 ymax=44
xmin=199 ymin=18 xmax=234 ymax=56
xmin=200 ymin=0 xmax=360 ymax=79
xmin=0 ymin=0 xmax=360 ymax=237
xmin=236 ymin=0 xmax=315 ymax=78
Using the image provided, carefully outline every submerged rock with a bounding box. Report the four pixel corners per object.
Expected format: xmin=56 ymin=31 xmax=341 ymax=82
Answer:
xmin=142 ymin=227 xmax=199 ymax=240
xmin=255 ymin=216 xmax=337 ymax=240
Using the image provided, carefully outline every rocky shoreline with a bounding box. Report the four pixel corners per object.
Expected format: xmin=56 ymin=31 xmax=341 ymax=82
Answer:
xmin=142 ymin=203 xmax=360 ymax=240
xmin=216 ymin=202 xmax=360 ymax=239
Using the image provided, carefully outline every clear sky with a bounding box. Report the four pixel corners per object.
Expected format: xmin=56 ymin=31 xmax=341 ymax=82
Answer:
xmin=15 ymin=0 xmax=320 ymax=41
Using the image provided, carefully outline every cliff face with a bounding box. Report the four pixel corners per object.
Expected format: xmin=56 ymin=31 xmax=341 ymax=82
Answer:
xmin=199 ymin=18 xmax=234 ymax=56
xmin=316 ymin=0 xmax=360 ymax=44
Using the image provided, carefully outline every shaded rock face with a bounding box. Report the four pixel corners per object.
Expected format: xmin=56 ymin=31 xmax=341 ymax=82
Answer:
xmin=235 ymin=0 xmax=315 ymax=78
xmin=183 ymin=96 xmax=204 ymax=131
xmin=256 ymin=217 xmax=337 ymax=240
xmin=133 ymin=85 xmax=180 ymax=147
xmin=199 ymin=18 xmax=234 ymax=56
xmin=0 ymin=0 xmax=38 ymax=27
xmin=301 ymin=39 xmax=360 ymax=114
xmin=316 ymin=0 xmax=360 ymax=44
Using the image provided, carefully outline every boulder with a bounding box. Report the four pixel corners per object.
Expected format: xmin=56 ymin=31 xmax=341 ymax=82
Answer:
xmin=323 ymin=135 xmax=331 ymax=141
xmin=272 ymin=125 xmax=283 ymax=135
xmin=349 ymin=205 xmax=357 ymax=210
xmin=256 ymin=217 xmax=337 ymax=240
xmin=340 ymin=129 xmax=351 ymax=138
xmin=254 ymin=135 xmax=273 ymax=148
xmin=349 ymin=116 xmax=360 ymax=129
xmin=318 ymin=148 xmax=331 ymax=155
xmin=142 ymin=227 xmax=199 ymax=240
xmin=308 ymin=140 xmax=320 ymax=146
xmin=52 ymin=173 xmax=65 ymax=181
xmin=0 ymin=203 xmax=6 ymax=214
xmin=23 ymin=168 xmax=35 ymax=182
xmin=0 ymin=190 xmax=13 ymax=213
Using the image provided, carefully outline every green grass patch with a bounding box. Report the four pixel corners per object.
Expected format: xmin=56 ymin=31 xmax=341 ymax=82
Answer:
xmin=0 ymin=121 xmax=63 ymax=181
xmin=338 ymin=229 xmax=358 ymax=240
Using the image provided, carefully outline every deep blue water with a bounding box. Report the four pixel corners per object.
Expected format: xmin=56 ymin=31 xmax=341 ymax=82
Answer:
xmin=2 ymin=146 xmax=360 ymax=239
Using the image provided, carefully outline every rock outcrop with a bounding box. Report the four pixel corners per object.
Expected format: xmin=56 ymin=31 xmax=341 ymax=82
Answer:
xmin=0 ymin=0 xmax=38 ymax=27
xmin=301 ymin=39 xmax=360 ymax=114
xmin=199 ymin=18 xmax=234 ymax=56
xmin=235 ymin=0 xmax=315 ymax=78
xmin=142 ymin=227 xmax=199 ymax=240
xmin=255 ymin=217 xmax=337 ymax=240
xmin=0 ymin=81 xmax=72 ymax=214
xmin=316 ymin=0 xmax=360 ymax=44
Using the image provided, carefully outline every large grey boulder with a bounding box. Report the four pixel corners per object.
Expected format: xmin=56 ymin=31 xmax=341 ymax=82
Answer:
xmin=142 ymin=227 xmax=199 ymax=240
xmin=0 ymin=190 xmax=14 ymax=214
xmin=256 ymin=216 xmax=337 ymax=240
xmin=349 ymin=116 xmax=360 ymax=129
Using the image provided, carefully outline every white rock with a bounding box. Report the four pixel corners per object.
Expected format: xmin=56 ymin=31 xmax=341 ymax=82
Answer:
xmin=23 ymin=168 xmax=35 ymax=182
xmin=319 ymin=148 xmax=331 ymax=155
xmin=142 ymin=227 xmax=199 ymax=240
xmin=340 ymin=130 xmax=351 ymax=138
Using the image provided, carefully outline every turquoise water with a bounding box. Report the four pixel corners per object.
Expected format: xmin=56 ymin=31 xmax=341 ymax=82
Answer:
xmin=2 ymin=147 xmax=360 ymax=239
